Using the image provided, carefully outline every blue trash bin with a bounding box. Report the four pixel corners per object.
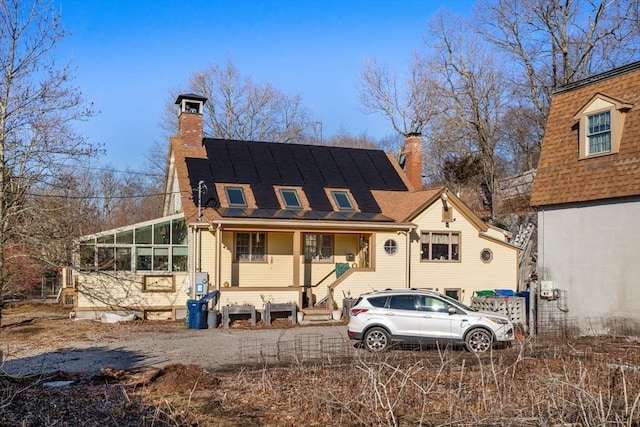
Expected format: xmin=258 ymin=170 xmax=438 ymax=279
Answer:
xmin=187 ymin=300 xmax=208 ymax=329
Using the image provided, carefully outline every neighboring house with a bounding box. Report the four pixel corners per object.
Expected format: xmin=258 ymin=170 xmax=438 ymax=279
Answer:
xmin=531 ymin=62 xmax=640 ymax=335
xmin=71 ymin=94 xmax=519 ymax=320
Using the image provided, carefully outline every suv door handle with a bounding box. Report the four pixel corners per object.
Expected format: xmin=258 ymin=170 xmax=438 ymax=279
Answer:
xmin=422 ymin=315 xmax=432 ymax=318
xmin=385 ymin=312 xmax=395 ymax=316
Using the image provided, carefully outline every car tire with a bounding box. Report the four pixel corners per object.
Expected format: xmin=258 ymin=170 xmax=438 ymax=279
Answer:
xmin=363 ymin=327 xmax=390 ymax=352
xmin=465 ymin=328 xmax=493 ymax=353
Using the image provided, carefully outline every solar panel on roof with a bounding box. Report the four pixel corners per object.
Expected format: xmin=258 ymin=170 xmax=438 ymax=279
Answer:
xmin=369 ymin=150 xmax=407 ymax=190
xmin=351 ymin=188 xmax=381 ymax=213
xmin=269 ymin=144 xmax=304 ymax=184
xmin=290 ymin=145 xmax=324 ymax=185
xmin=185 ymin=158 xmax=218 ymax=207
xmin=350 ymin=150 xmax=387 ymax=188
xmin=334 ymin=150 xmax=365 ymax=185
xmin=227 ymin=141 xmax=259 ymax=182
xmin=303 ymin=185 xmax=332 ymax=210
xmin=250 ymin=142 xmax=282 ymax=183
xmin=312 ymin=147 xmax=345 ymax=187
xmin=198 ymin=139 xmax=410 ymax=219
xmin=204 ymin=140 xmax=237 ymax=182
xmin=252 ymin=183 xmax=279 ymax=209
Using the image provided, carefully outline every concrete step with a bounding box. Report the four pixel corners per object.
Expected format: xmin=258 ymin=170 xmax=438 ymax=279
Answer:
xmin=300 ymin=308 xmax=345 ymax=323
xmin=301 ymin=308 xmax=331 ymax=321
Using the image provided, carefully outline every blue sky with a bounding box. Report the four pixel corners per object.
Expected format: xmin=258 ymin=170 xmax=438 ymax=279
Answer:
xmin=57 ymin=0 xmax=475 ymax=169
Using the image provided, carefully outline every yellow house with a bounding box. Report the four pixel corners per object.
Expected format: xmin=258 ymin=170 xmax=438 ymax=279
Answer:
xmin=71 ymin=94 xmax=519 ymax=320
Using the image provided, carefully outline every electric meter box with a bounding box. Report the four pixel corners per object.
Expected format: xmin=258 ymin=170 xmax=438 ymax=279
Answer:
xmin=540 ymin=281 xmax=558 ymax=300
xmin=195 ymin=272 xmax=209 ymax=295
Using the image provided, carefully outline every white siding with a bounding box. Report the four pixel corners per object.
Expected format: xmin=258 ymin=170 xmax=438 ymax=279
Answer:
xmin=538 ymin=198 xmax=640 ymax=332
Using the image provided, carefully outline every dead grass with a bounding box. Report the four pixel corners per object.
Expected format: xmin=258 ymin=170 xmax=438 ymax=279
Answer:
xmin=2 ymin=303 xmax=640 ymax=426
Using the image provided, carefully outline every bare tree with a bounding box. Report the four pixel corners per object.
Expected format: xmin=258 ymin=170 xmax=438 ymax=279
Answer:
xmin=478 ymin=0 xmax=639 ymax=142
xmin=0 ymin=0 xmax=100 ymax=321
xmin=425 ymin=12 xmax=510 ymax=218
xmin=323 ymin=127 xmax=379 ymax=150
xmin=358 ymin=55 xmax=438 ymax=136
xmin=358 ymin=0 xmax=640 ymax=214
xmin=88 ymin=166 xmax=163 ymax=230
xmin=162 ymin=59 xmax=313 ymax=144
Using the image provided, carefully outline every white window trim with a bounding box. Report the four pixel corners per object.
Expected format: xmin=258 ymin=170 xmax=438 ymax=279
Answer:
xmin=574 ymin=94 xmax=631 ymax=159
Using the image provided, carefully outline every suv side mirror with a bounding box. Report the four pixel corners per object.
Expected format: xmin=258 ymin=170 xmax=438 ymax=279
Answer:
xmin=448 ymin=307 xmax=458 ymax=315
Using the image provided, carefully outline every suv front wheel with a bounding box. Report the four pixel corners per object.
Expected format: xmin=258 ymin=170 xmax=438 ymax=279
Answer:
xmin=364 ymin=327 xmax=390 ymax=352
xmin=465 ymin=328 xmax=493 ymax=353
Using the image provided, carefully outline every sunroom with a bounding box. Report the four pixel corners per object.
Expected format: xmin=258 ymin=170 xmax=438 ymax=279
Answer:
xmin=72 ymin=213 xmax=192 ymax=320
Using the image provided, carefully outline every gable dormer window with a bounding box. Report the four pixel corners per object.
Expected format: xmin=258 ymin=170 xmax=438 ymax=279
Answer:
xmin=574 ymin=94 xmax=632 ymax=159
xmin=280 ymin=189 xmax=301 ymax=209
xmin=225 ymin=186 xmax=247 ymax=207
xmin=331 ymin=190 xmax=354 ymax=211
xmin=587 ymin=111 xmax=611 ymax=154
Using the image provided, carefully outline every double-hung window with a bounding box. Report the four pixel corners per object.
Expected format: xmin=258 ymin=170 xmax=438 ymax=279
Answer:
xmin=421 ymin=231 xmax=460 ymax=262
xmin=587 ymin=111 xmax=611 ymax=155
xmin=236 ymin=232 xmax=266 ymax=262
xmin=575 ymin=94 xmax=630 ymax=159
xmin=304 ymin=233 xmax=333 ymax=262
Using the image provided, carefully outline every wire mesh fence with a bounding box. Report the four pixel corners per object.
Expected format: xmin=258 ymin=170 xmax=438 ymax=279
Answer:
xmin=239 ymin=333 xmax=355 ymax=366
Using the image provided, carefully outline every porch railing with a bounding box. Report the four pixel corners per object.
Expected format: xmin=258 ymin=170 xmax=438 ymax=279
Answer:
xmin=307 ymin=268 xmax=336 ymax=308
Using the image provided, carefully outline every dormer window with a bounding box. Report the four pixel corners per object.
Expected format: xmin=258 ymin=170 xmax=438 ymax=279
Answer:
xmin=574 ymin=94 xmax=632 ymax=159
xmin=225 ymin=186 xmax=247 ymax=207
xmin=331 ymin=190 xmax=354 ymax=211
xmin=280 ymin=189 xmax=301 ymax=209
xmin=587 ymin=111 xmax=611 ymax=154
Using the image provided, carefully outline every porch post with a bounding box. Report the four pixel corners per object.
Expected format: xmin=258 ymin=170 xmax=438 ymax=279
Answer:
xmin=405 ymin=228 xmax=411 ymax=289
xmin=292 ymin=230 xmax=301 ymax=287
xmin=215 ymin=224 xmax=222 ymax=303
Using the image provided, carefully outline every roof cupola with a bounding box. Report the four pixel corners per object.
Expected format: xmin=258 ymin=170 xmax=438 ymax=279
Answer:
xmin=175 ymin=94 xmax=207 ymax=147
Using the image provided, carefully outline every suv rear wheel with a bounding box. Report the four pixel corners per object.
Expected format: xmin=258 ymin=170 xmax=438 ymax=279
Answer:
xmin=364 ymin=327 xmax=390 ymax=352
xmin=465 ymin=328 xmax=493 ymax=353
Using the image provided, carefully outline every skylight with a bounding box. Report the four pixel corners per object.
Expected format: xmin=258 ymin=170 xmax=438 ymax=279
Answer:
xmin=225 ymin=186 xmax=247 ymax=207
xmin=280 ymin=189 xmax=301 ymax=209
xmin=331 ymin=190 xmax=354 ymax=211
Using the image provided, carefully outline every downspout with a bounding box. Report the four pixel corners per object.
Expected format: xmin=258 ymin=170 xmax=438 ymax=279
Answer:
xmin=196 ymin=227 xmax=202 ymax=273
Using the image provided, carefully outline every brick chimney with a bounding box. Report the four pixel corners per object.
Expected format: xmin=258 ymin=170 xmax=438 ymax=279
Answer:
xmin=175 ymin=94 xmax=207 ymax=147
xmin=402 ymin=133 xmax=424 ymax=190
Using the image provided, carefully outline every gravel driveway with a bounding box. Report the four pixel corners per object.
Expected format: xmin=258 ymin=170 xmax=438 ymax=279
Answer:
xmin=2 ymin=320 xmax=351 ymax=376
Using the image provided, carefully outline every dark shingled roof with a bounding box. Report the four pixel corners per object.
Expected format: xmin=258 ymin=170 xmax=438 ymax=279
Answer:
xmin=185 ymin=138 xmax=408 ymax=221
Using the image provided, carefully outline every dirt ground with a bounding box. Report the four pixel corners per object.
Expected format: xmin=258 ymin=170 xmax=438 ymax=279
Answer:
xmin=0 ymin=303 xmax=348 ymax=376
xmin=2 ymin=303 xmax=640 ymax=426
xmin=0 ymin=303 xmax=352 ymax=425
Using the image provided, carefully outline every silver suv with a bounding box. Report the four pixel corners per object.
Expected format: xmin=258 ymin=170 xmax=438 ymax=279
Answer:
xmin=347 ymin=289 xmax=514 ymax=353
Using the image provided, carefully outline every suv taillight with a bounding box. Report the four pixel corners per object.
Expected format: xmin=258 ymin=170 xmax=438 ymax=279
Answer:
xmin=350 ymin=308 xmax=369 ymax=316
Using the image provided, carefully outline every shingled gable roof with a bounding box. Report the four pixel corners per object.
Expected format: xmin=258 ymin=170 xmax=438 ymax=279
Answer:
xmin=177 ymin=138 xmax=430 ymax=223
xmin=531 ymin=61 xmax=640 ymax=207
